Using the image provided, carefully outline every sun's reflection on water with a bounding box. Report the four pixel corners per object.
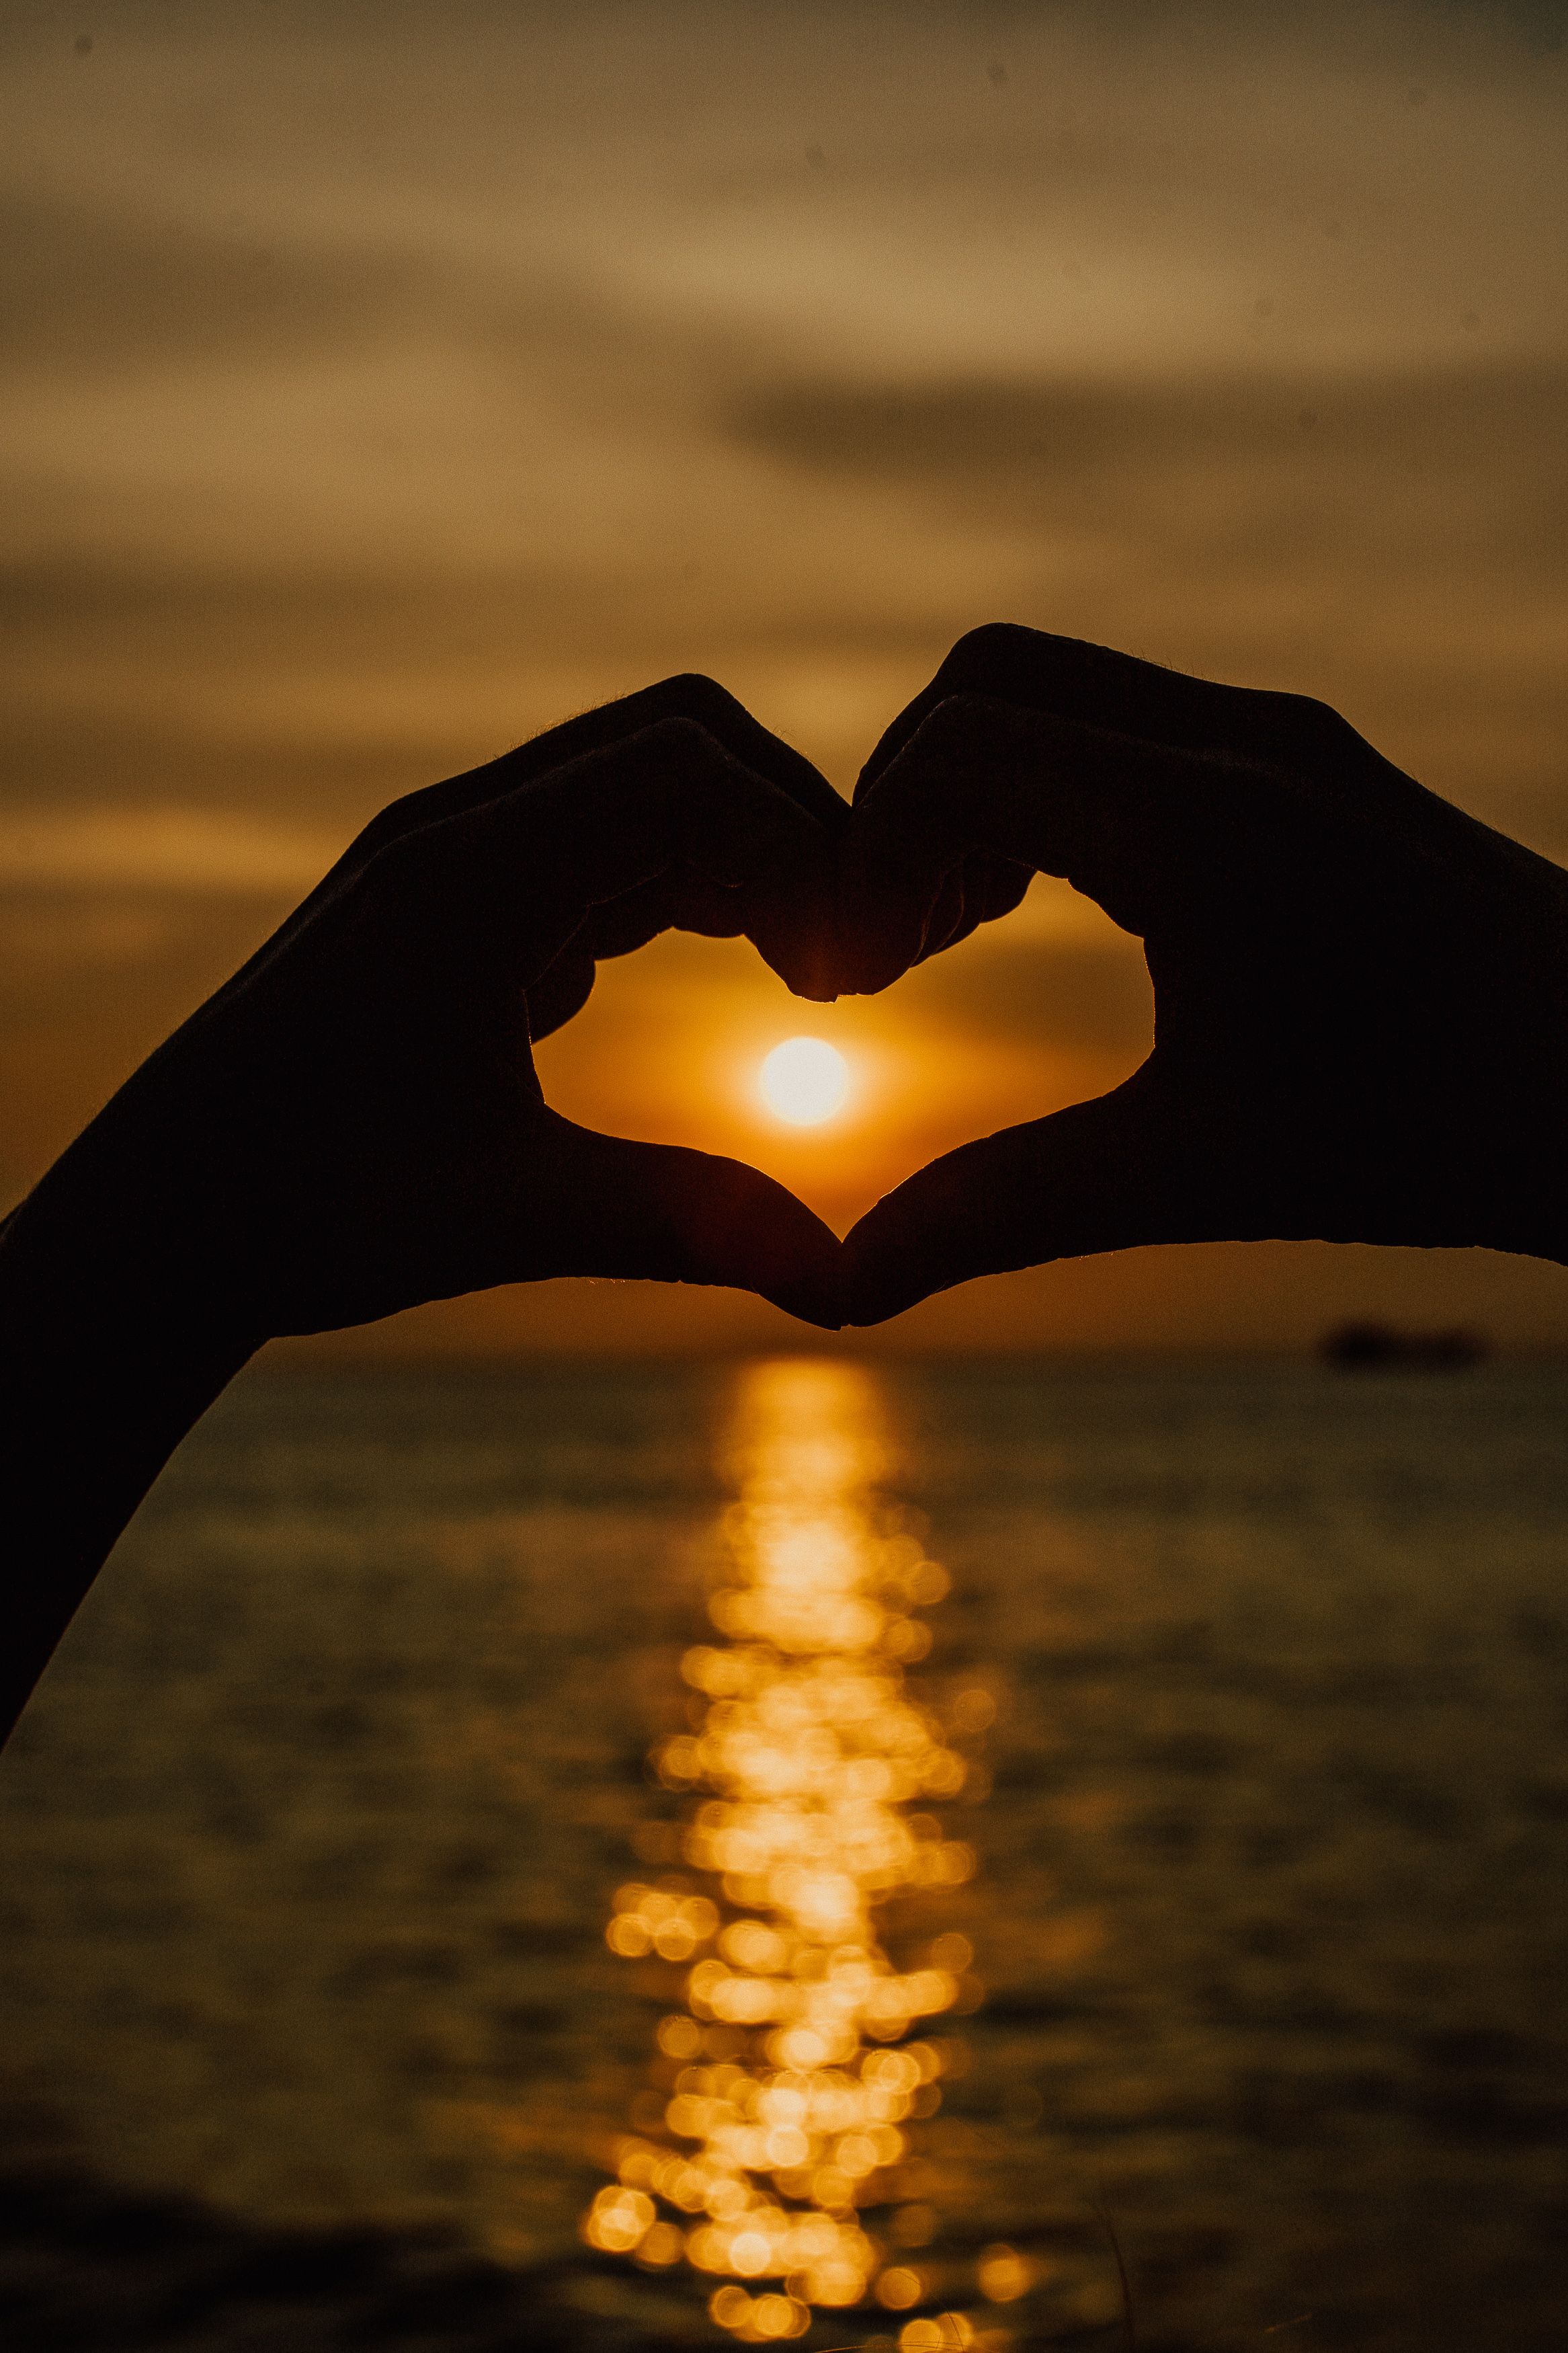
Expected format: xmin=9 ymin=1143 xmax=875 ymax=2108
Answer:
xmin=583 ymin=1361 xmax=990 ymax=2345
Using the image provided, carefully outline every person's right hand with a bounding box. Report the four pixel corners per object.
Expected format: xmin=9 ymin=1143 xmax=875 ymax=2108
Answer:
xmin=835 ymin=625 xmax=1568 ymax=1322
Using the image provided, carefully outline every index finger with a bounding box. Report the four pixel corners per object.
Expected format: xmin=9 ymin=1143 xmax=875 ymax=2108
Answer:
xmin=382 ymin=716 xmax=838 ymax=998
xmin=856 ymin=623 xmax=1302 ymax=797
xmin=216 ymin=676 xmax=846 ymax=1012
xmin=840 ymin=692 xmax=1212 ymax=992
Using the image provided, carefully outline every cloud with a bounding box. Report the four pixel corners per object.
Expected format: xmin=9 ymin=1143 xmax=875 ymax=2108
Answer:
xmin=0 ymin=807 xmax=347 ymax=892
xmin=727 ymin=362 xmax=1567 ymax=586
xmin=0 ymin=190 xmax=430 ymax=378
xmin=0 ymin=179 xmax=757 ymax=401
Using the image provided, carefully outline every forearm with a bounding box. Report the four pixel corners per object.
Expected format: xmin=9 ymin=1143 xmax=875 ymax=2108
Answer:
xmin=0 ymin=1156 xmax=257 ymax=1748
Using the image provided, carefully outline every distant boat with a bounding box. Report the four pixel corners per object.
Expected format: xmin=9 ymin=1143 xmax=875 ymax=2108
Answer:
xmin=1319 ymin=1321 xmax=1489 ymax=1371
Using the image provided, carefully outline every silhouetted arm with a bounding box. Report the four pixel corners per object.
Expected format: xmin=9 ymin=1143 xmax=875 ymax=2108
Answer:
xmin=837 ymin=625 xmax=1568 ymax=1320
xmin=0 ymin=680 xmax=846 ymax=1747
xmin=0 ymin=1193 xmax=259 ymax=1749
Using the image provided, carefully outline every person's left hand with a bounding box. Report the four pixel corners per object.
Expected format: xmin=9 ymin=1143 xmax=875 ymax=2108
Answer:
xmin=24 ymin=678 xmax=849 ymax=1342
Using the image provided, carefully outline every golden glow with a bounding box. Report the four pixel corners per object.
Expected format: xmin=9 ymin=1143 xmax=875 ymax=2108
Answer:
xmin=757 ymin=1037 xmax=850 ymax=1127
xmin=583 ymin=1360 xmax=996 ymax=2336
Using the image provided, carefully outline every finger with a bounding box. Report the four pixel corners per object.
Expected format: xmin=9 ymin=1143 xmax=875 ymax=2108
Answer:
xmin=840 ymin=693 xmax=1225 ymax=992
xmin=579 ymin=861 xmax=818 ymax=963
xmin=523 ymin=947 xmax=596 ymax=1043
xmin=374 ymin=675 xmax=846 ymax=875
xmin=389 ymin=717 xmax=840 ymax=1000
xmin=838 ymin=707 xmax=1031 ymax=993
xmin=856 ymin=622 xmax=1306 ymax=795
xmin=833 ymin=781 xmax=966 ymax=992
xmin=841 ymin=623 xmax=1309 ymax=994
xmin=839 ymin=1066 xmax=1245 ymax=1324
xmin=904 ymin=850 xmax=1034 ymax=967
xmin=526 ymin=848 xmax=787 ymax=1041
xmin=509 ymin=1113 xmax=843 ymax=1328
xmin=501 ymin=674 xmax=847 ymax=832
xmin=218 ymin=678 xmax=845 ymax=1006
xmin=547 ymin=867 xmax=763 ymax=975
xmin=513 ymin=718 xmax=839 ymax=999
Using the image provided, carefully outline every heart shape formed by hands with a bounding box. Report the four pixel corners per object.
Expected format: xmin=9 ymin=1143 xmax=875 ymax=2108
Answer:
xmin=38 ymin=625 xmax=1568 ymax=1362
xmin=509 ymin=624 xmax=1568 ymax=1334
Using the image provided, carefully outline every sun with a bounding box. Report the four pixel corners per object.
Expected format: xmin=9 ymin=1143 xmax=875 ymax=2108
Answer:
xmin=758 ymin=1037 xmax=850 ymax=1127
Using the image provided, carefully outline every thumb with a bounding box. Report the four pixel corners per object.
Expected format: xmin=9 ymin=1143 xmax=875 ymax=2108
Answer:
xmin=839 ymin=1066 xmax=1237 ymax=1323
xmin=513 ymin=1113 xmax=844 ymax=1329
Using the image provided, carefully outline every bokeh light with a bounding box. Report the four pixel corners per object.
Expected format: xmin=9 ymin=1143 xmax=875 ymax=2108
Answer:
xmin=978 ymin=2243 xmax=1041 ymax=2303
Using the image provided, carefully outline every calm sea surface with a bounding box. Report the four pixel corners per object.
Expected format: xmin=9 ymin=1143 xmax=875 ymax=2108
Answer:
xmin=2 ymin=1356 xmax=1565 ymax=2352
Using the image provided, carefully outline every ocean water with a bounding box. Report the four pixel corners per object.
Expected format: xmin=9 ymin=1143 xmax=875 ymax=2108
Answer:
xmin=1 ymin=1355 xmax=1565 ymax=2352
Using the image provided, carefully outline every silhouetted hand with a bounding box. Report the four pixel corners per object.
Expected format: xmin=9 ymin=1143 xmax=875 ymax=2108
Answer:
xmin=836 ymin=625 xmax=1568 ymax=1321
xmin=28 ymin=678 xmax=848 ymax=1341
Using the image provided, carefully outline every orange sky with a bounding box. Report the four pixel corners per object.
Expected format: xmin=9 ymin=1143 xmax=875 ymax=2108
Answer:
xmin=3 ymin=1 xmax=1567 ymax=1353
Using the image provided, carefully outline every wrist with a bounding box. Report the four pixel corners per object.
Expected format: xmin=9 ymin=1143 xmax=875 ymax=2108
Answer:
xmin=0 ymin=1129 xmax=259 ymax=1748
xmin=1 ymin=1066 xmax=267 ymax=1359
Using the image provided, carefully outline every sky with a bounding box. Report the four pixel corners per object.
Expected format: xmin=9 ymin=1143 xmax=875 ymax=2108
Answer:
xmin=3 ymin=0 xmax=1567 ymax=1353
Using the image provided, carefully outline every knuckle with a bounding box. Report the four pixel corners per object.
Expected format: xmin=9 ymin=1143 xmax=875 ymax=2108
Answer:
xmin=1257 ymin=688 xmax=1353 ymax=748
xmin=634 ymin=717 xmax=732 ymax=817
xmin=643 ymin=711 xmax=722 ymax=760
xmin=645 ymin=672 xmax=743 ymax=732
xmin=339 ymin=793 xmax=428 ymax=869
xmin=946 ymin=620 xmax=1036 ymax=672
xmin=937 ymin=620 xmax=1063 ymax=701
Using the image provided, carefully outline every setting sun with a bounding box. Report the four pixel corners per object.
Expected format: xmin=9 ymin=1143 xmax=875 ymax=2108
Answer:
xmin=758 ymin=1038 xmax=850 ymax=1127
